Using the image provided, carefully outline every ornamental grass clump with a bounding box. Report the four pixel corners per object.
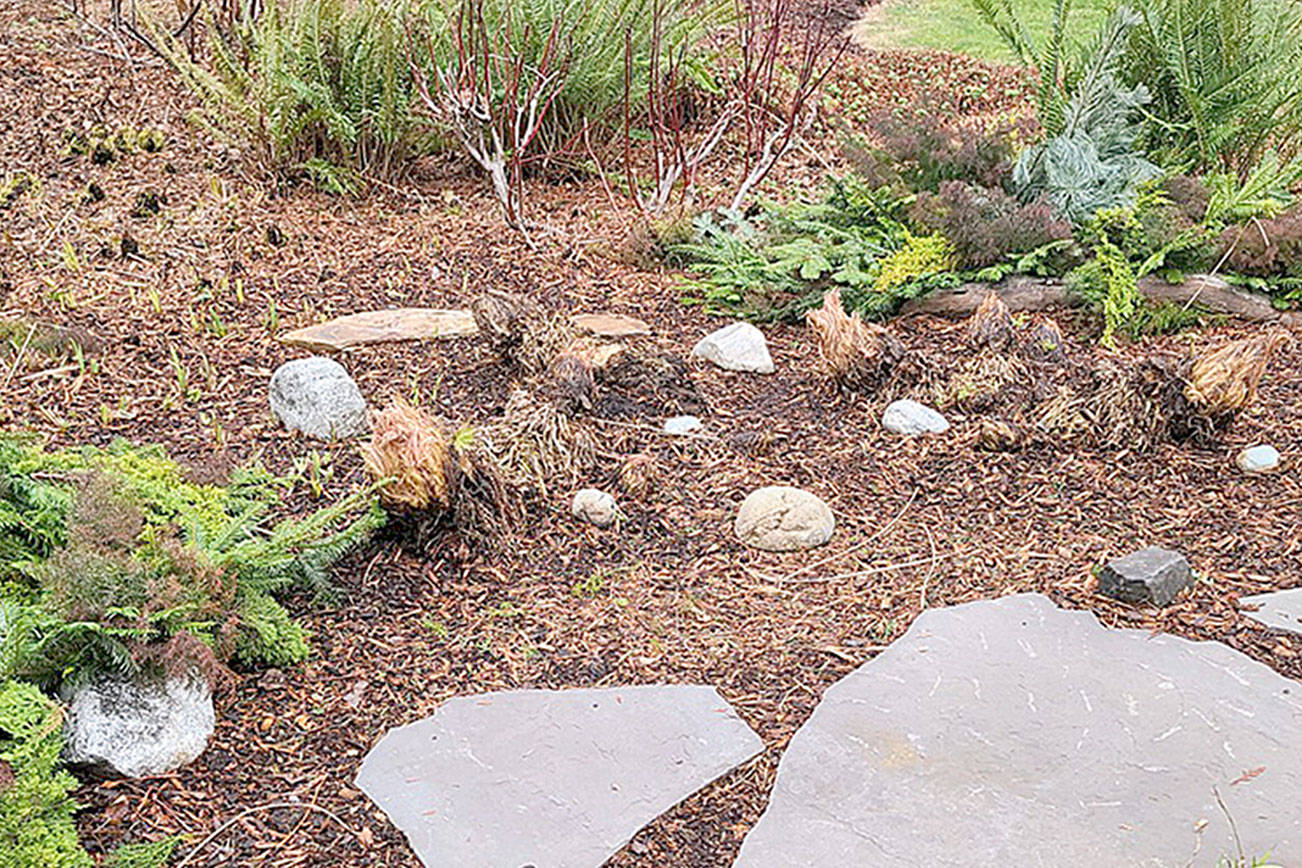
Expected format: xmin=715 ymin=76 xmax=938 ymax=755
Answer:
xmin=360 ymin=401 xmax=452 ymax=512
xmin=1184 ymin=332 xmax=1287 ymax=418
xmin=805 ymin=287 xmax=908 ymax=390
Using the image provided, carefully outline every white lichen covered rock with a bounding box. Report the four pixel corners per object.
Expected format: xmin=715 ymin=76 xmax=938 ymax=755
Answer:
xmin=64 ymin=675 xmax=215 ymax=779
xmin=734 ymin=486 xmax=834 ymax=552
xmin=269 ymin=356 xmax=368 ymax=439
xmin=691 ymin=323 xmax=775 ymax=374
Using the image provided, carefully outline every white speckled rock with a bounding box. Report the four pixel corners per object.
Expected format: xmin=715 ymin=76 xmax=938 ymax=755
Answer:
xmin=735 ymin=486 xmax=834 ymax=552
xmin=691 ymin=323 xmax=774 ymax=374
xmin=64 ymin=675 xmax=214 ymax=779
xmin=269 ymin=356 xmax=368 ymax=439
xmin=1237 ymin=444 xmax=1281 ymax=473
xmin=882 ymin=399 xmax=949 ymax=435
xmin=572 ymin=488 xmax=617 ymax=527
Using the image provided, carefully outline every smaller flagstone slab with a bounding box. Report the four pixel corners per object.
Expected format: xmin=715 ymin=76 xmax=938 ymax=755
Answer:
xmin=280 ymin=308 xmax=478 ymax=352
xmin=573 ymin=313 xmax=652 ymax=337
xmin=1239 ymin=587 xmax=1302 ymax=634
xmin=356 ymin=685 xmax=762 ymax=868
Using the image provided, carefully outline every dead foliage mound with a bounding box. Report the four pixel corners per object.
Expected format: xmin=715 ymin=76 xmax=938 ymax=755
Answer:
xmin=967 ymin=292 xmax=1015 ymax=351
xmin=938 ymin=310 xmax=1285 ymax=453
xmin=360 ymin=400 xmax=517 ymax=548
xmin=470 ymin=289 xmax=576 ymax=376
xmin=543 ymin=349 xmax=596 ymax=414
xmin=361 ymin=401 xmax=451 ymax=511
xmin=805 ymin=288 xmax=908 ymax=390
xmin=595 ymin=346 xmax=706 ymax=420
xmin=478 ymin=387 xmax=597 ymax=495
xmin=618 ymin=452 xmax=659 ymax=499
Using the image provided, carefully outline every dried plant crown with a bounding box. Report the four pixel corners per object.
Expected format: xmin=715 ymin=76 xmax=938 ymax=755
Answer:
xmin=361 ymin=400 xmax=452 ymax=511
xmin=968 ymin=291 xmax=1015 ymax=351
xmin=1184 ymin=331 xmax=1286 ymax=417
xmin=806 ymin=287 xmax=906 ymax=389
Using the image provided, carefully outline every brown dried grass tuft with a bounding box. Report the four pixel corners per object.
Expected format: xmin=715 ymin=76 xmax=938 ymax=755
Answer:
xmin=360 ymin=401 xmax=451 ymax=511
xmin=544 ymin=350 xmax=596 ymax=414
xmin=805 ymin=288 xmax=906 ymax=389
xmin=1022 ymin=317 xmax=1068 ymax=364
xmin=479 ymin=388 xmax=596 ymax=495
xmin=1184 ymin=332 xmax=1286 ymax=416
xmin=618 ymin=452 xmax=659 ymax=499
xmin=968 ymin=291 xmax=1015 ymax=350
xmin=936 ymin=349 xmax=1030 ymax=411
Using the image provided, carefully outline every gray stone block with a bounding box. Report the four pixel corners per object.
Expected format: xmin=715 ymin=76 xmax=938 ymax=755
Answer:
xmin=1098 ymin=545 xmax=1192 ymax=606
xmin=1239 ymin=587 xmax=1302 ymax=634
xmin=269 ymin=356 xmax=368 ymax=439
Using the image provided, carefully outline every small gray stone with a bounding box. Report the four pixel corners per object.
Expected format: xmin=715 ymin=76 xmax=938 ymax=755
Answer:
xmin=356 ymin=686 xmax=763 ymax=868
xmin=691 ymin=322 xmax=774 ymax=374
xmin=735 ymin=594 xmax=1302 ymax=867
xmin=63 ymin=675 xmax=214 ymax=779
xmin=663 ymin=415 xmax=702 ymax=435
xmin=881 ymin=399 xmax=949 ymax=435
xmin=572 ymin=488 xmax=617 ymax=527
xmin=1239 ymin=587 xmax=1302 ymax=634
xmin=269 ymin=357 xmax=368 ymax=439
xmin=735 ymin=486 xmax=834 ymax=552
xmin=1237 ymin=444 xmax=1282 ymax=473
xmin=1097 ymin=545 xmax=1192 ymax=606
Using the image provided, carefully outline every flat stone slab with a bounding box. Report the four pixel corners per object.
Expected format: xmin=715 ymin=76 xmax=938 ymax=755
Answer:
xmin=280 ymin=308 xmax=478 ymax=352
xmin=1240 ymin=587 xmax=1302 ymax=634
xmin=573 ymin=313 xmax=651 ymax=337
xmin=736 ymin=594 xmax=1302 ymax=867
xmin=357 ymin=686 xmax=762 ymax=868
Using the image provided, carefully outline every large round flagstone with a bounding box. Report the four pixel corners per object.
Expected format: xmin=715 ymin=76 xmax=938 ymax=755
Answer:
xmin=356 ymin=685 xmax=762 ymax=867
xmin=735 ymin=594 xmax=1302 ymax=867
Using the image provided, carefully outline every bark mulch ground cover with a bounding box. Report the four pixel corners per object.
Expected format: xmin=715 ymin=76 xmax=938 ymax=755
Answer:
xmin=2 ymin=2 xmax=1300 ymax=866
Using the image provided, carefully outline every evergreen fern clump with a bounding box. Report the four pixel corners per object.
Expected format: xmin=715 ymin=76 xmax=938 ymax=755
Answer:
xmin=0 ymin=680 xmax=89 ymax=868
xmin=0 ymin=438 xmax=383 ymax=689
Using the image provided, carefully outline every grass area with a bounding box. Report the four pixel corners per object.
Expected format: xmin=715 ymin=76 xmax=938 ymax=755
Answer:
xmin=853 ymin=0 xmax=1113 ymax=63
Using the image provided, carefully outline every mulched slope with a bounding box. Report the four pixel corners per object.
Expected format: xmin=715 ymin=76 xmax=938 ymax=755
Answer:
xmin=2 ymin=3 xmax=1300 ymax=866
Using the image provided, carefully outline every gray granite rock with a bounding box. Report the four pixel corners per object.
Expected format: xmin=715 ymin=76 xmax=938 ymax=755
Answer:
xmin=356 ymin=686 xmax=762 ymax=868
xmin=691 ymin=323 xmax=774 ymax=374
xmin=881 ymin=399 xmax=949 ymax=435
xmin=735 ymin=594 xmax=1302 ymax=867
xmin=63 ymin=675 xmax=214 ymax=779
xmin=1237 ymin=444 xmax=1282 ymax=473
xmin=1098 ymin=545 xmax=1192 ymax=606
xmin=1239 ymin=587 xmax=1302 ymax=634
xmin=663 ymin=415 xmax=702 ymax=435
xmin=734 ymin=486 xmax=834 ymax=552
xmin=572 ymin=488 xmax=617 ymax=527
xmin=269 ymin=356 xmax=368 ymax=439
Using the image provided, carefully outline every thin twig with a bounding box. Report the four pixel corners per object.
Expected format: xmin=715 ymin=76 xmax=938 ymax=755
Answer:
xmin=174 ymin=801 xmax=360 ymax=868
xmin=3 ymin=324 xmax=37 ymax=391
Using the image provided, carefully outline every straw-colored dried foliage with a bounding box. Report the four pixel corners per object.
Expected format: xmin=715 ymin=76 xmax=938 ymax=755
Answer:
xmin=479 ymin=388 xmax=597 ymax=494
xmin=968 ymin=292 xmax=1015 ymax=351
xmin=937 ymin=350 xmax=1030 ymax=412
xmin=806 ymin=288 xmax=907 ymax=389
xmin=595 ymin=346 xmax=704 ymax=420
xmin=360 ymin=401 xmax=451 ymax=510
xmin=618 ymin=452 xmax=659 ymax=499
xmin=1184 ymin=332 xmax=1286 ymax=417
xmin=470 ymin=289 xmax=576 ymax=375
xmin=976 ymin=417 xmax=1025 ymax=452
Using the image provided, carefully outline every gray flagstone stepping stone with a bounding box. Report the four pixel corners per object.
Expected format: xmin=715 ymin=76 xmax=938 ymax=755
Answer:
xmin=736 ymin=594 xmax=1302 ymax=868
xmin=1239 ymin=587 xmax=1302 ymax=634
xmin=356 ymin=685 xmax=762 ymax=868
xmin=280 ymin=308 xmax=478 ymax=352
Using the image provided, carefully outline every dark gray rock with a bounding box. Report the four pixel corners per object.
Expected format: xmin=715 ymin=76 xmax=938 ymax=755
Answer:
xmin=735 ymin=594 xmax=1302 ymax=867
xmin=63 ymin=675 xmax=214 ymax=779
xmin=734 ymin=486 xmax=834 ymax=552
xmin=356 ymin=686 xmax=762 ymax=868
xmin=691 ymin=323 xmax=774 ymax=374
xmin=1239 ymin=587 xmax=1302 ymax=635
xmin=269 ymin=356 xmax=368 ymax=439
xmin=1098 ymin=545 xmax=1192 ymax=606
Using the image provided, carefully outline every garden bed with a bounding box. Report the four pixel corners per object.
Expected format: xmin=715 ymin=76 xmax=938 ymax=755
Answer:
xmin=2 ymin=0 xmax=1301 ymax=865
